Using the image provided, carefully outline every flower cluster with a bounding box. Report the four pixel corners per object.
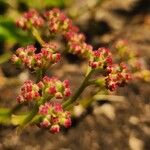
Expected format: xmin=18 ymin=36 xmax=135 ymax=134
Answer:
xmin=37 ymin=76 xmax=71 ymax=99
xmin=17 ymin=80 xmax=40 ymax=103
xmin=65 ymin=31 xmax=93 ymax=57
xmin=45 ymin=8 xmax=72 ymax=34
xmin=114 ymin=39 xmax=144 ymax=71
xmin=89 ymin=47 xmax=112 ymax=69
xmin=16 ymin=9 xmax=44 ymax=29
xmin=39 ymin=102 xmax=71 ymax=133
xmin=16 ymin=76 xmax=71 ymax=103
xmin=114 ymin=39 xmax=150 ymax=82
xmin=46 ymin=8 xmax=93 ymax=58
xmin=12 ymin=44 xmax=61 ymax=70
xmin=105 ymin=63 xmax=132 ymax=91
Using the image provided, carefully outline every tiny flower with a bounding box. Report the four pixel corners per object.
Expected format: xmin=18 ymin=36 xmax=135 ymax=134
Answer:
xmin=63 ymin=80 xmax=70 ymax=88
xmin=55 ymin=92 xmax=63 ymax=99
xmin=50 ymin=124 xmax=60 ymax=134
xmin=39 ymin=103 xmax=51 ymax=115
xmin=62 ymin=117 xmax=72 ymax=128
xmin=64 ymin=88 xmax=71 ymax=97
xmin=53 ymin=103 xmax=63 ymax=112
xmin=40 ymin=118 xmax=51 ymax=128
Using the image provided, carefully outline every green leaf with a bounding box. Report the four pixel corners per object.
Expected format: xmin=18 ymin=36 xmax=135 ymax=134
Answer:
xmin=0 ymin=17 xmax=34 ymax=45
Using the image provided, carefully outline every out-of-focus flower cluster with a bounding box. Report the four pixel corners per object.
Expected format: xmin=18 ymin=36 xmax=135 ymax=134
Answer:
xmin=16 ymin=9 xmax=44 ymax=29
xmin=17 ymin=76 xmax=71 ymax=103
xmin=17 ymin=80 xmax=40 ymax=103
xmin=46 ymin=8 xmax=93 ymax=58
xmin=114 ymin=39 xmax=150 ymax=82
xmin=45 ymin=8 xmax=72 ymax=34
xmin=12 ymin=44 xmax=61 ymax=71
xmin=105 ymin=63 xmax=131 ymax=91
xmin=89 ymin=47 xmax=112 ymax=69
xmin=39 ymin=102 xmax=71 ymax=133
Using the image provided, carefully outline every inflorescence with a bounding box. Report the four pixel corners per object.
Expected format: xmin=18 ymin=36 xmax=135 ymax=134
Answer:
xmin=17 ymin=76 xmax=71 ymax=103
xmin=114 ymin=39 xmax=150 ymax=82
xmin=12 ymin=44 xmax=61 ymax=71
xmin=12 ymin=8 xmax=132 ymax=133
xmin=16 ymin=9 xmax=44 ymax=30
xmin=39 ymin=102 xmax=71 ymax=134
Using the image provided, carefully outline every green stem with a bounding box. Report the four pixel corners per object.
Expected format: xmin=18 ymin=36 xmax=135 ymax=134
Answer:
xmin=36 ymin=69 xmax=45 ymax=82
xmin=19 ymin=97 xmax=46 ymax=129
xmin=31 ymin=27 xmax=45 ymax=46
xmin=19 ymin=104 xmax=39 ymax=129
xmin=63 ymin=69 xmax=94 ymax=108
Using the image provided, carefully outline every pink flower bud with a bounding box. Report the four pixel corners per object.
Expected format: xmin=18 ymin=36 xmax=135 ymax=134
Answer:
xmin=37 ymin=81 xmax=44 ymax=89
xmin=55 ymin=92 xmax=63 ymax=99
xmin=39 ymin=103 xmax=51 ymax=115
xmin=53 ymin=103 xmax=63 ymax=113
xmin=40 ymin=118 xmax=51 ymax=128
xmin=63 ymin=80 xmax=70 ymax=88
xmin=49 ymin=86 xmax=57 ymax=94
xmin=64 ymin=88 xmax=71 ymax=97
xmin=50 ymin=124 xmax=60 ymax=134
xmin=63 ymin=118 xmax=72 ymax=128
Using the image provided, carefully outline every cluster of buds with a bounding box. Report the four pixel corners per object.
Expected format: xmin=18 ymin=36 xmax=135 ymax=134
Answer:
xmin=105 ymin=63 xmax=132 ymax=91
xmin=114 ymin=39 xmax=150 ymax=82
xmin=34 ymin=44 xmax=61 ymax=69
xmin=37 ymin=76 xmax=71 ymax=99
xmin=134 ymin=70 xmax=150 ymax=82
xmin=89 ymin=48 xmax=112 ymax=69
xmin=16 ymin=76 xmax=71 ymax=103
xmin=45 ymin=8 xmax=73 ymax=34
xmin=46 ymin=8 xmax=93 ymax=58
xmin=16 ymin=9 xmax=44 ymax=29
xmin=12 ymin=44 xmax=61 ymax=70
xmin=115 ymin=39 xmax=128 ymax=50
xmin=17 ymin=80 xmax=40 ymax=103
xmin=114 ymin=39 xmax=144 ymax=71
xmin=39 ymin=102 xmax=71 ymax=133
xmin=65 ymin=31 xmax=93 ymax=57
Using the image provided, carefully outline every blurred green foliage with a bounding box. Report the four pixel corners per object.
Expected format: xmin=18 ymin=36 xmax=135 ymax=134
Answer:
xmin=0 ymin=17 xmax=34 ymax=44
xmin=18 ymin=0 xmax=72 ymax=9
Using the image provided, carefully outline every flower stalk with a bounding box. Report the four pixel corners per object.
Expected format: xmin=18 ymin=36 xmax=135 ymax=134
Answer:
xmin=63 ymin=69 xmax=94 ymax=108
